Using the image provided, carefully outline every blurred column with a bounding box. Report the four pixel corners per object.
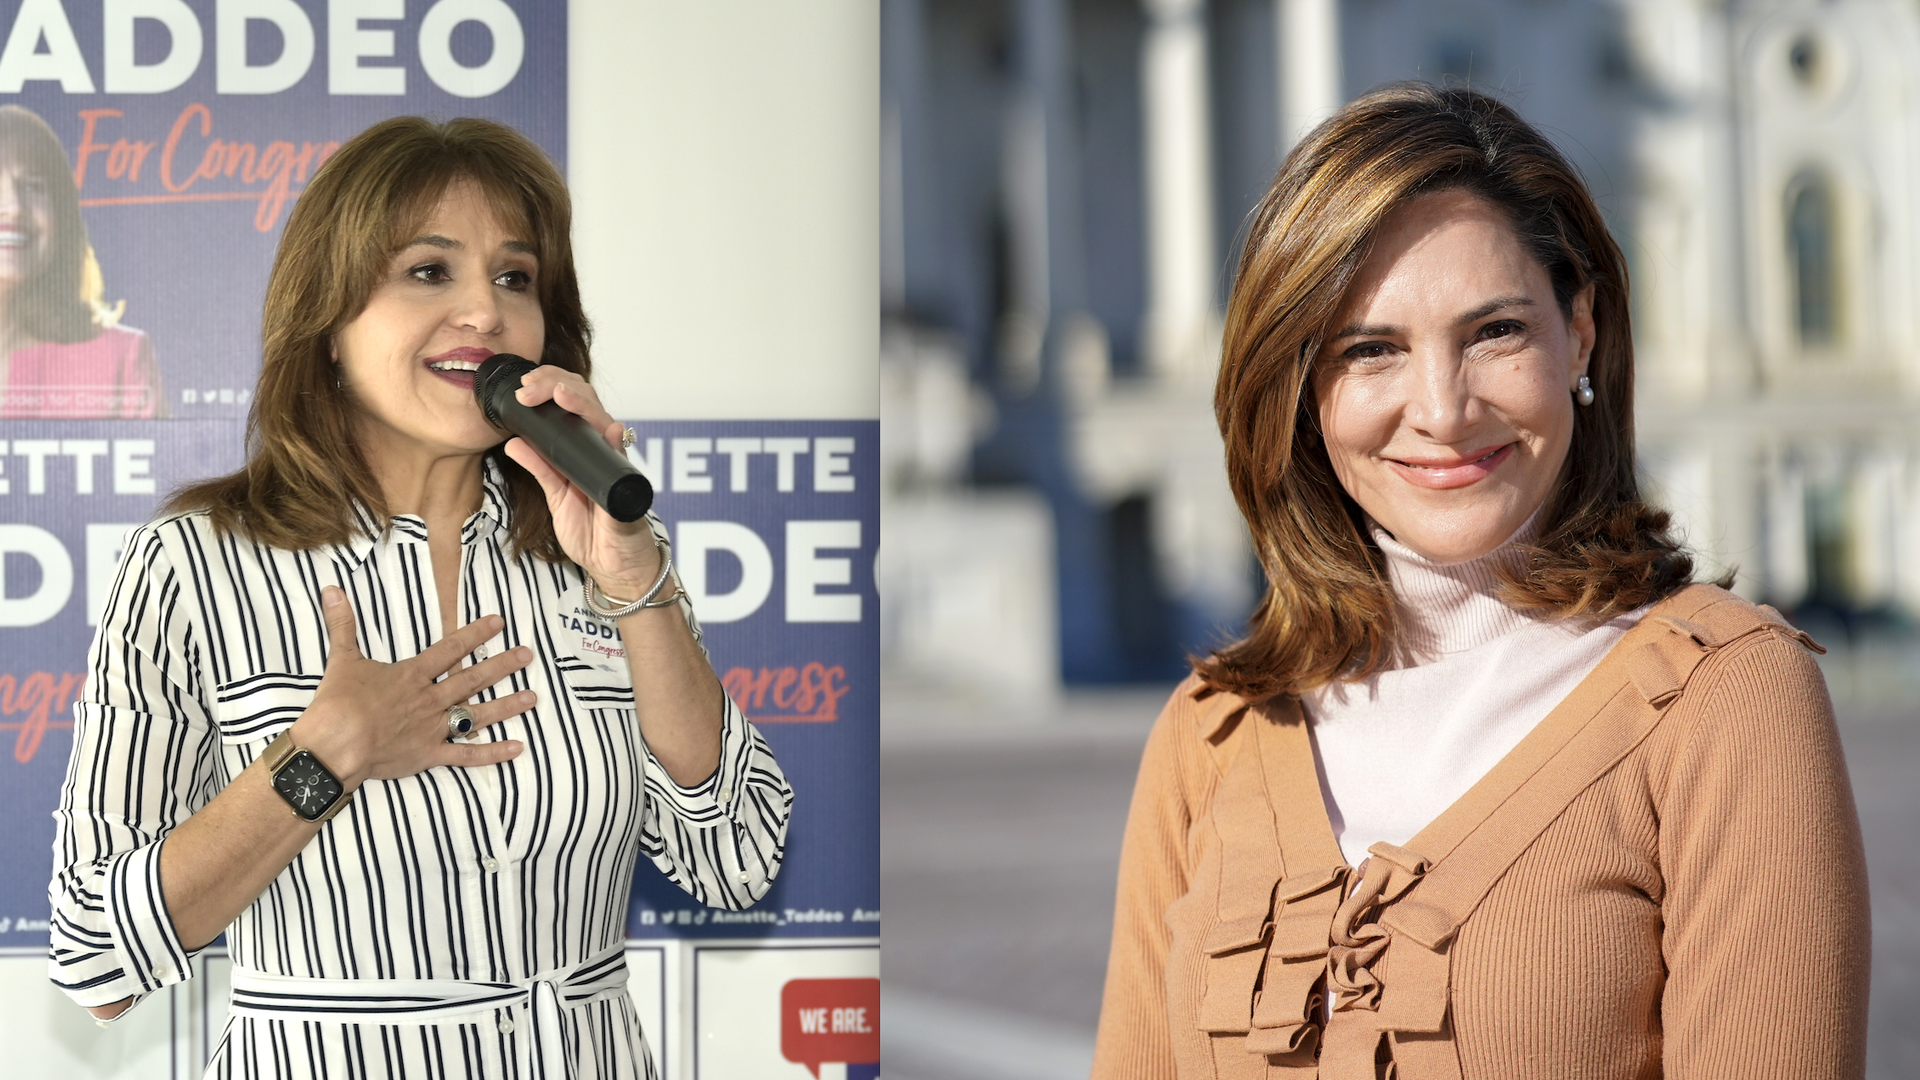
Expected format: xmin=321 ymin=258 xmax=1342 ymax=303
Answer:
xmin=1128 ymin=0 xmax=1254 ymax=651
xmin=1000 ymin=58 xmax=1051 ymax=397
xmin=881 ymin=0 xmax=933 ymax=317
xmin=1897 ymin=451 xmax=1920 ymax=616
xmin=1693 ymin=3 xmax=1753 ymax=398
xmin=1765 ymin=450 xmax=1809 ymax=607
xmin=1140 ymin=0 xmax=1217 ymax=381
xmin=1275 ymin=0 xmax=1341 ymax=154
xmin=880 ymin=0 xmax=1066 ymax=701
xmin=1020 ymin=0 xmax=1091 ymax=323
xmin=1002 ymin=0 xmax=1135 ymax=684
xmin=1851 ymin=450 xmax=1898 ymax=609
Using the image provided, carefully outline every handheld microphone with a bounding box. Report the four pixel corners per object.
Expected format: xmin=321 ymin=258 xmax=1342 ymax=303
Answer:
xmin=474 ymin=354 xmax=654 ymax=523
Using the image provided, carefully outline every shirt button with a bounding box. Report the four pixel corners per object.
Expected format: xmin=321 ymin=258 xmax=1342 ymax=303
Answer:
xmin=738 ymin=872 xmax=751 ymax=885
xmin=719 ymin=786 xmax=733 ymax=803
xmin=498 ymin=1016 xmax=516 ymax=1034
xmin=482 ymin=857 xmax=500 ymax=873
xmin=152 ymin=963 xmax=169 ymax=979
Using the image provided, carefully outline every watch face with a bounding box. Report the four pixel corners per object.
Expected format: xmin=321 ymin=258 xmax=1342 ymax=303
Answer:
xmin=272 ymin=750 xmax=343 ymax=822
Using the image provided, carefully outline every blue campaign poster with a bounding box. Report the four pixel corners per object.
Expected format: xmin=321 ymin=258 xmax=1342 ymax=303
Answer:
xmin=0 ymin=421 xmax=246 ymax=937
xmin=623 ymin=422 xmax=881 ymax=940
xmin=0 ymin=0 xmax=567 ymax=419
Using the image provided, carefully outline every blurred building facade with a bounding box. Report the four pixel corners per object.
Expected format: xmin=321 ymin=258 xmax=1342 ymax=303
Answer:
xmin=881 ymin=0 xmax=1920 ymax=689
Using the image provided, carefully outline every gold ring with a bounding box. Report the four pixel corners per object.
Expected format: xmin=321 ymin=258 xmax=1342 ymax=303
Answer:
xmin=621 ymin=427 xmax=636 ymax=449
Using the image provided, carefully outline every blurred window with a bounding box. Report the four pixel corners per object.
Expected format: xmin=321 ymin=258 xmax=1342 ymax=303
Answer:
xmin=1107 ymin=494 xmax=1181 ymax=679
xmin=1786 ymin=173 xmax=1838 ymax=349
xmin=1805 ymin=478 xmax=1853 ymax=607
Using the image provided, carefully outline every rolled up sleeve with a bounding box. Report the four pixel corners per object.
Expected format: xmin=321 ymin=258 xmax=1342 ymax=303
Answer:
xmin=631 ymin=512 xmax=794 ymax=910
xmin=640 ymin=691 xmax=793 ymax=910
xmin=49 ymin=524 xmax=217 ymax=1012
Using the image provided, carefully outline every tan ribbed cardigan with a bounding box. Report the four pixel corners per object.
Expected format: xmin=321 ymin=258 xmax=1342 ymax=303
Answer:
xmin=1092 ymin=585 xmax=1871 ymax=1080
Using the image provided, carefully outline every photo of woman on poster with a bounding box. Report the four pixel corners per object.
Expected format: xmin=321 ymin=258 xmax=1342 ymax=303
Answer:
xmin=0 ymin=104 xmax=162 ymax=420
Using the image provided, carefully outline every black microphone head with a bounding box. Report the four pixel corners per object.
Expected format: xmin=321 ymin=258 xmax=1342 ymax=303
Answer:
xmin=474 ymin=353 xmax=538 ymax=428
xmin=605 ymin=473 xmax=655 ymax=522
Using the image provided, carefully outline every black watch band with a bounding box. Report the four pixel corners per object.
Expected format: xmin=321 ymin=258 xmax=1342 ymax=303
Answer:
xmin=264 ymin=730 xmax=353 ymax=823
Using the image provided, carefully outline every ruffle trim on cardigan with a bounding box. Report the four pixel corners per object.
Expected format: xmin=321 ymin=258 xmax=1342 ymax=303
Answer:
xmin=1183 ymin=586 xmax=1813 ymax=1079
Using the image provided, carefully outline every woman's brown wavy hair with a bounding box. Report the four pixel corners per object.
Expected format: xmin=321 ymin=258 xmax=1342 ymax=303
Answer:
xmin=169 ymin=116 xmax=588 ymax=561
xmin=1194 ymin=82 xmax=1696 ymax=701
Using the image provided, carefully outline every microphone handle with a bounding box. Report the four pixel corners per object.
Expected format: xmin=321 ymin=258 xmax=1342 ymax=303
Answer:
xmin=474 ymin=353 xmax=654 ymax=523
xmin=509 ymin=399 xmax=654 ymax=522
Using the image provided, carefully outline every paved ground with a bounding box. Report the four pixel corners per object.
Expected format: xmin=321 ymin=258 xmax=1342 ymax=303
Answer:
xmin=1841 ymin=707 xmax=1920 ymax=1080
xmin=880 ymin=685 xmax=1162 ymax=1080
xmin=881 ymin=676 xmax=1920 ymax=1080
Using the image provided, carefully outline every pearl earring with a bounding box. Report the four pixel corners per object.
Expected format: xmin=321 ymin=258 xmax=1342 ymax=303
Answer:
xmin=1575 ymin=375 xmax=1595 ymax=407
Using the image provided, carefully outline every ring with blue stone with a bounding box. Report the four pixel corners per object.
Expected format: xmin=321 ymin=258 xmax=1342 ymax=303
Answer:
xmin=445 ymin=704 xmax=477 ymax=741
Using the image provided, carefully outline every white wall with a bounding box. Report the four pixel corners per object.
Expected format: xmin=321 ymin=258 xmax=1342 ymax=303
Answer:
xmin=571 ymin=0 xmax=879 ymax=420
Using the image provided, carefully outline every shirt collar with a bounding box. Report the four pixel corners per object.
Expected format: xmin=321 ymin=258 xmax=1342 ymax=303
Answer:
xmin=465 ymin=456 xmax=514 ymax=545
xmin=331 ymin=457 xmax=513 ymax=571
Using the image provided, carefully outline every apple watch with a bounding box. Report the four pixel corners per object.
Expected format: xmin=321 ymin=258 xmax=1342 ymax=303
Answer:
xmin=263 ymin=730 xmax=353 ymax=823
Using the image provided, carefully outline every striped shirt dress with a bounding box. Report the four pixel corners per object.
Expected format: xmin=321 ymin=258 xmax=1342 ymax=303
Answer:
xmin=48 ymin=469 xmax=793 ymax=1078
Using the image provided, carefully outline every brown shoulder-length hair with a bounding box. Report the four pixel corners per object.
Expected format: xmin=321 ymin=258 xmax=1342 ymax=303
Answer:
xmin=1195 ymin=82 xmax=1696 ymax=701
xmin=0 ymin=105 xmax=115 ymax=341
xmin=169 ymin=116 xmax=588 ymax=561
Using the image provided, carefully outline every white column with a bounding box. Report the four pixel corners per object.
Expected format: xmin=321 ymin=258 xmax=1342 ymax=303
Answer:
xmin=570 ymin=0 xmax=877 ymax=420
xmin=1275 ymin=0 xmax=1341 ymax=155
xmin=1713 ymin=443 xmax=1764 ymax=601
xmin=1765 ymin=451 xmax=1809 ymax=607
xmin=1850 ymin=451 xmax=1898 ymax=608
xmin=1157 ymin=440 xmax=1256 ymax=624
xmin=1001 ymin=94 xmax=1052 ymax=327
xmin=1896 ymin=450 xmax=1920 ymax=617
xmin=1140 ymin=0 xmax=1217 ymax=382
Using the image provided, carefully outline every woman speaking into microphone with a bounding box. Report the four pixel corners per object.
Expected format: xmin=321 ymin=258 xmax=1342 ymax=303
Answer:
xmin=49 ymin=116 xmax=791 ymax=1079
xmin=1093 ymin=84 xmax=1868 ymax=1078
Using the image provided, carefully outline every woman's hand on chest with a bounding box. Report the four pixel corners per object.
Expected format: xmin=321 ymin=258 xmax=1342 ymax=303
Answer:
xmin=292 ymin=586 xmax=538 ymax=787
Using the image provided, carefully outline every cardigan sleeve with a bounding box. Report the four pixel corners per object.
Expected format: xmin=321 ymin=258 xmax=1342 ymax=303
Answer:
xmin=1091 ymin=692 xmax=1195 ymax=1080
xmin=1655 ymin=631 xmax=1871 ymax=1079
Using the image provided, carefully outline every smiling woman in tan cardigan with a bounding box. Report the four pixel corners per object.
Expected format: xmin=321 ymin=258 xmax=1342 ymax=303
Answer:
xmin=1091 ymin=84 xmax=1870 ymax=1080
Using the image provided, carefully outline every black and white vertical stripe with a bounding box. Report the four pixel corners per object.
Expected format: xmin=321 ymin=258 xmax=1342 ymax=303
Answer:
xmin=49 ymin=466 xmax=792 ymax=1079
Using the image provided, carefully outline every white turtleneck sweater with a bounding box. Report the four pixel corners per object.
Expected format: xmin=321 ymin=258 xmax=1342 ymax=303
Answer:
xmin=1301 ymin=525 xmax=1649 ymax=868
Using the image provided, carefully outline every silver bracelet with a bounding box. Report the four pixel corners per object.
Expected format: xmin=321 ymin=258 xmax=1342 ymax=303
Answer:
xmin=582 ymin=534 xmax=683 ymax=618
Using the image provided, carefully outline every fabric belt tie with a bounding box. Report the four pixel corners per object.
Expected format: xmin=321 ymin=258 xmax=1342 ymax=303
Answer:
xmin=228 ymin=944 xmax=630 ymax=1080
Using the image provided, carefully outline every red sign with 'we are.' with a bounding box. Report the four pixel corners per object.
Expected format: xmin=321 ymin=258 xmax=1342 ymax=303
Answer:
xmin=780 ymin=978 xmax=880 ymax=1077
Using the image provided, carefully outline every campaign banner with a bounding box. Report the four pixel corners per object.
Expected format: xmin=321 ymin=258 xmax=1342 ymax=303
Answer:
xmin=0 ymin=0 xmax=566 ymax=419
xmin=0 ymin=419 xmax=880 ymax=947
xmin=622 ymin=420 xmax=880 ymax=939
xmin=0 ymin=421 xmax=245 ymax=944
